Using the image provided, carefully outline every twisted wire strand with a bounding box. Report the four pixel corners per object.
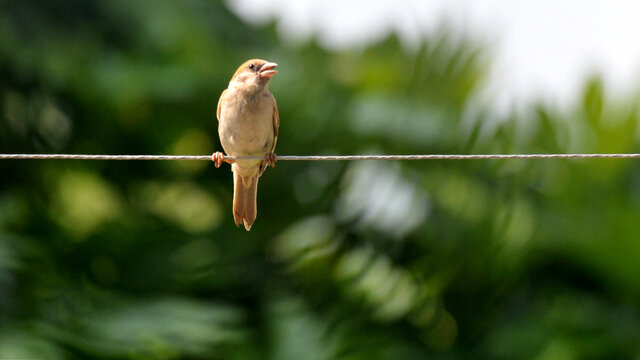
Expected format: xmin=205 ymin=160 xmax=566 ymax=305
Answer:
xmin=2 ymin=153 xmax=640 ymax=161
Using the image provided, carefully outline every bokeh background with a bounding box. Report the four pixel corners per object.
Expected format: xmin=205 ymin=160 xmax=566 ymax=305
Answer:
xmin=2 ymin=1 xmax=640 ymax=359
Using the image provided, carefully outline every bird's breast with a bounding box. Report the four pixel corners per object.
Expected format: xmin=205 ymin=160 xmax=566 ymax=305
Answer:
xmin=218 ymin=90 xmax=274 ymax=158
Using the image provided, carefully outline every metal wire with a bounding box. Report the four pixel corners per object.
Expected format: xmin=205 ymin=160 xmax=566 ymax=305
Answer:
xmin=0 ymin=154 xmax=212 ymax=161
xmin=2 ymin=153 xmax=640 ymax=161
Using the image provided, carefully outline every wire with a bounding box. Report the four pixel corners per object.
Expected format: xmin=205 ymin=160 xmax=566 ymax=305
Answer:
xmin=2 ymin=153 xmax=640 ymax=161
xmin=0 ymin=154 xmax=212 ymax=161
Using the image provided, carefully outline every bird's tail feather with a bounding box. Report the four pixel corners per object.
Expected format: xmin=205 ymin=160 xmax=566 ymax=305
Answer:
xmin=233 ymin=172 xmax=258 ymax=231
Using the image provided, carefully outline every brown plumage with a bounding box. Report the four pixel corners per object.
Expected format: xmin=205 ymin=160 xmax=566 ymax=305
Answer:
xmin=215 ymin=59 xmax=279 ymax=231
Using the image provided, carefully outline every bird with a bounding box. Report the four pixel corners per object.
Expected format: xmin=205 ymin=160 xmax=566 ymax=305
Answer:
xmin=212 ymin=59 xmax=279 ymax=231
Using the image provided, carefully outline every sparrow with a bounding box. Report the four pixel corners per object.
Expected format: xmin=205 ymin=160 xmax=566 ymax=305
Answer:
xmin=212 ymin=59 xmax=279 ymax=231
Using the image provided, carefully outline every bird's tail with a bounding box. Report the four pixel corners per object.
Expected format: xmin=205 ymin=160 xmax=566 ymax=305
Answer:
xmin=233 ymin=171 xmax=258 ymax=231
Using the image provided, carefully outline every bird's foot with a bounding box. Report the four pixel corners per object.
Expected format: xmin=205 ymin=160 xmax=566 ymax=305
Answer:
xmin=211 ymin=151 xmax=233 ymax=168
xmin=265 ymin=152 xmax=277 ymax=168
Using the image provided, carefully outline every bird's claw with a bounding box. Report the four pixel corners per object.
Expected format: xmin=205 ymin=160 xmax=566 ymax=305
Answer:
xmin=212 ymin=151 xmax=233 ymax=168
xmin=265 ymin=153 xmax=277 ymax=168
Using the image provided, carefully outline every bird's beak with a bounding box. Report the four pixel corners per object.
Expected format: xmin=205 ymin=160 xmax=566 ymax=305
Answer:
xmin=259 ymin=62 xmax=278 ymax=79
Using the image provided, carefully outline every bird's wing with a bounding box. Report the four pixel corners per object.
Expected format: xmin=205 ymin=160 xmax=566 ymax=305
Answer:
xmin=270 ymin=93 xmax=279 ymax=151
xmin=259 ymin=94 xmax=279 ymax=176
xmin=216 ymin=89 xmax=228 ymax=121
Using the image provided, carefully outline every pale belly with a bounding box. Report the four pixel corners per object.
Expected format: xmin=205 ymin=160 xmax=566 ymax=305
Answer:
xmin=218 ymin=91 xmax=275 ymax=175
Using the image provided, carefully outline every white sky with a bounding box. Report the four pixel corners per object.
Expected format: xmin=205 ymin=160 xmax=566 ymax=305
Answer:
xmin=228 ymin=0 xmax=640 ymax=113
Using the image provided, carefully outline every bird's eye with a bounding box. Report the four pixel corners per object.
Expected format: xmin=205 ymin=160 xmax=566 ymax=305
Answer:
xmin=248 ymin=64 xmax=256 ymax=70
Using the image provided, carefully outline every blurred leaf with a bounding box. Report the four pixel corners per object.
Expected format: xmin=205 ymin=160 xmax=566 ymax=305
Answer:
xmin=50 ymin=170 xmax=124 ymax=238
xmin=268 ymin=297 xmax=338 ymax=360
xmin=39 ymin=297 xmax=245 ymax=359
xmin=583 ymin=77 xmax=604 ymax=127
xmin=0 ymin=330 xmax=66 ymax=360
xmin=137 ymin=180 xmax=222 ymax=233
xmin=336 ymin=161 xmax=429 ymax=238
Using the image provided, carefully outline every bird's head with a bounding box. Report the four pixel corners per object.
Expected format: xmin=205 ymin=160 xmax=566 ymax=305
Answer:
xmin=228 ymin=59 xmax=278 ymax=93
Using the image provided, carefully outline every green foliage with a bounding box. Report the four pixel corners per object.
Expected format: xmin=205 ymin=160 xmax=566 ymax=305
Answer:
xmin=2 ymin=1 xmax=640 ymax=359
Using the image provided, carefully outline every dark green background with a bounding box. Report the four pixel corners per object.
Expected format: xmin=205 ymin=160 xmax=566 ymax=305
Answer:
xmin=2 ymin=1 xmax=640 ymax=359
